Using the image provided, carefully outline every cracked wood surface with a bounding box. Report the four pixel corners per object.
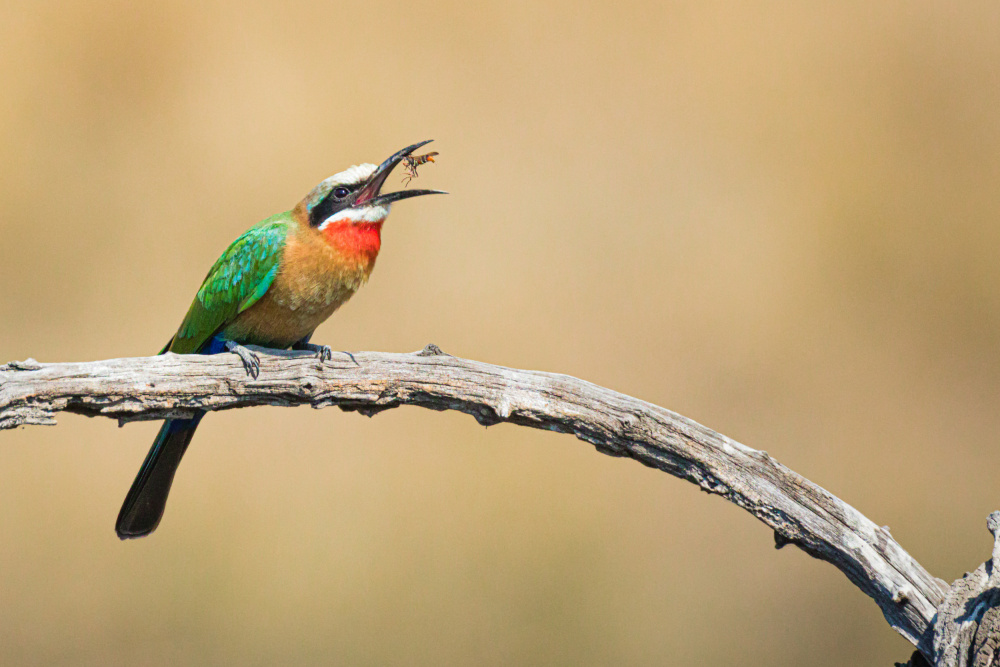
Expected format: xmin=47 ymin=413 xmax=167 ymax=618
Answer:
xmin=0 ymin=345 xmax=948 ymax=658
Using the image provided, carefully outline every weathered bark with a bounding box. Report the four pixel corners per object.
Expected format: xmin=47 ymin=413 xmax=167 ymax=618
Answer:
xmin=923 ymin=513 xmax=1000 ymax=666
xmin=0 ymin=344 xmax=992 ymax=664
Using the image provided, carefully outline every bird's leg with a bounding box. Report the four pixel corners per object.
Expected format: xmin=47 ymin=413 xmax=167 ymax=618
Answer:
xmin=291 ymin=337 xmax=333 ymax=362
xmin=224 ymin=340 xmax=261 ymax=378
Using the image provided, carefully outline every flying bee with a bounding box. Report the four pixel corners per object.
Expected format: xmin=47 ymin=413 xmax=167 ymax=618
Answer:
xmin=401 ymin=152 xmax=439 ymax=187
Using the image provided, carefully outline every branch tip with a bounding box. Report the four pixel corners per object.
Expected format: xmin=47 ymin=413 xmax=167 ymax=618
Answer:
xmin=987 ymin=511 xmax=1000 ymax=538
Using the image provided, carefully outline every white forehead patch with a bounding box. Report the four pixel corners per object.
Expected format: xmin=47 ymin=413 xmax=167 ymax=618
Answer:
xmin=331 ymin=163 xmax=378 ymax=186
xmin=302 ymin=162 xmax=379 ymax=211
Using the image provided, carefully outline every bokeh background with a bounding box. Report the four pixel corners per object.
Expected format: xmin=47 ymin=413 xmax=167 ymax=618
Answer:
xmin=1 ymin=1 xmax=999 ymax=664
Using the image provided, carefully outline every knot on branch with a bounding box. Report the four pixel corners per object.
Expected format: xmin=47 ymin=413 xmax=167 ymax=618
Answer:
xmin=1 ymin=358 xmax=42 ymax=371
xmin=928 ymin=511 xmax=1000 ymax=666
xmin=416 ymin=344 xmax=448 ymax=357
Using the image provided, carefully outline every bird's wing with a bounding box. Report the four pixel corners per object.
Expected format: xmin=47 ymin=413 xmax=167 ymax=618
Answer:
xmin=164 ymin=212 xmax=293 ymax=354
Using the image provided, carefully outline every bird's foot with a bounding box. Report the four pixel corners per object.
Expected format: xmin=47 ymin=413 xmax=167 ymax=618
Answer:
xmin=224 ymin=341 xmax=261 ymax=378
xmin=294 ymin=342 xmax=333 ymax=362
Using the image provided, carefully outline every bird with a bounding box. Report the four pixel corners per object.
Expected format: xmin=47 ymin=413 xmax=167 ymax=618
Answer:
xmin=115 ymin=140 xmax=445 ymax=539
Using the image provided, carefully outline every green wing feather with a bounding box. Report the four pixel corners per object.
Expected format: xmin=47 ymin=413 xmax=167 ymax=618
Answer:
xmin=165 ymin=212 xmax=293 ymax=354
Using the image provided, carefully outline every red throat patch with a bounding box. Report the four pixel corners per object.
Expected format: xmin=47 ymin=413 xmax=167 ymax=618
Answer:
xmin=320 ymin=220 xmax=384 ymax=262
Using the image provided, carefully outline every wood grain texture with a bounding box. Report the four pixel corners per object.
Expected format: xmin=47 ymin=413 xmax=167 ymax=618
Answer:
xmin=0 ymin=345 xmax=951 ymax=659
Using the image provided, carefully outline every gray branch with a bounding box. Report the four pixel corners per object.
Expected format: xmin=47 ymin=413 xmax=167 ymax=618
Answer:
xmin=0 ymin=345 xmax=962 ymax=661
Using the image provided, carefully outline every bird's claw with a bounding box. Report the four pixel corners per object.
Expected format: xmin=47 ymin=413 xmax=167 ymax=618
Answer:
xmin=225 ymin=341 xmax=261 ymax=379
xmin=296 ymin=342 xmax=333 ymax=362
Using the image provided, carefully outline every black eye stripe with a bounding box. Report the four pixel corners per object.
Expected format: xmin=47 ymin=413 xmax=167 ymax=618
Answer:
xmin=308 ymin=175 xmax=370 ymax=227
xmin=309 ymin=182 xmax=367 ymax=227
xmin=310 ymin=190 xmax=349 ymax=227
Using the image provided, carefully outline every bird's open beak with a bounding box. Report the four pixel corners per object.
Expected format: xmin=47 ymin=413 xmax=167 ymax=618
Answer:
xmin=353 ymin=140 xmax=447 ymax=207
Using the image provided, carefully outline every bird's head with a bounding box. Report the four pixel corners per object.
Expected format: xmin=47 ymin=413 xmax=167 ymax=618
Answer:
xmin=295 ymin=140 xmax=445 ymax=235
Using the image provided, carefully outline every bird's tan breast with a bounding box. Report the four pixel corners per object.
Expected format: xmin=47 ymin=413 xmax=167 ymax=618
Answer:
xmin=223 ymin=225 xmax=378 ymax=348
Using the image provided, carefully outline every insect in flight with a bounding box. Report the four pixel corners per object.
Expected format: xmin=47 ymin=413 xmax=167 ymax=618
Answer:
xmin=400 ymin=152 xmax=439 ymax=187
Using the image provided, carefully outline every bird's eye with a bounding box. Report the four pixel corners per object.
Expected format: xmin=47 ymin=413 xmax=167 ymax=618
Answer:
xmin=333 ymin=186 xmax=350 ymax=199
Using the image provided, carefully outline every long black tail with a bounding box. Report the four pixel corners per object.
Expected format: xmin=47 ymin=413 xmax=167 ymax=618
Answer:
xmin=115 ymin=413 xmax=204 ymax=539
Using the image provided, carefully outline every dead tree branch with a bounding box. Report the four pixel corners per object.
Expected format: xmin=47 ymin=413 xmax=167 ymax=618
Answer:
xmin=0 ymin=345 xmax=959 ymax=661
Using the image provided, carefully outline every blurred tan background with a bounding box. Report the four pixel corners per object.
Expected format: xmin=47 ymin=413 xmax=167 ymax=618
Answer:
xmin=1 ymin=0 xmax=999 ymax=664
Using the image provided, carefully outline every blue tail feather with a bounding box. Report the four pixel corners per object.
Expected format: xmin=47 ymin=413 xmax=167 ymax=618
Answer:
xmin=115 ymin=413 xmax=204 ymax=539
